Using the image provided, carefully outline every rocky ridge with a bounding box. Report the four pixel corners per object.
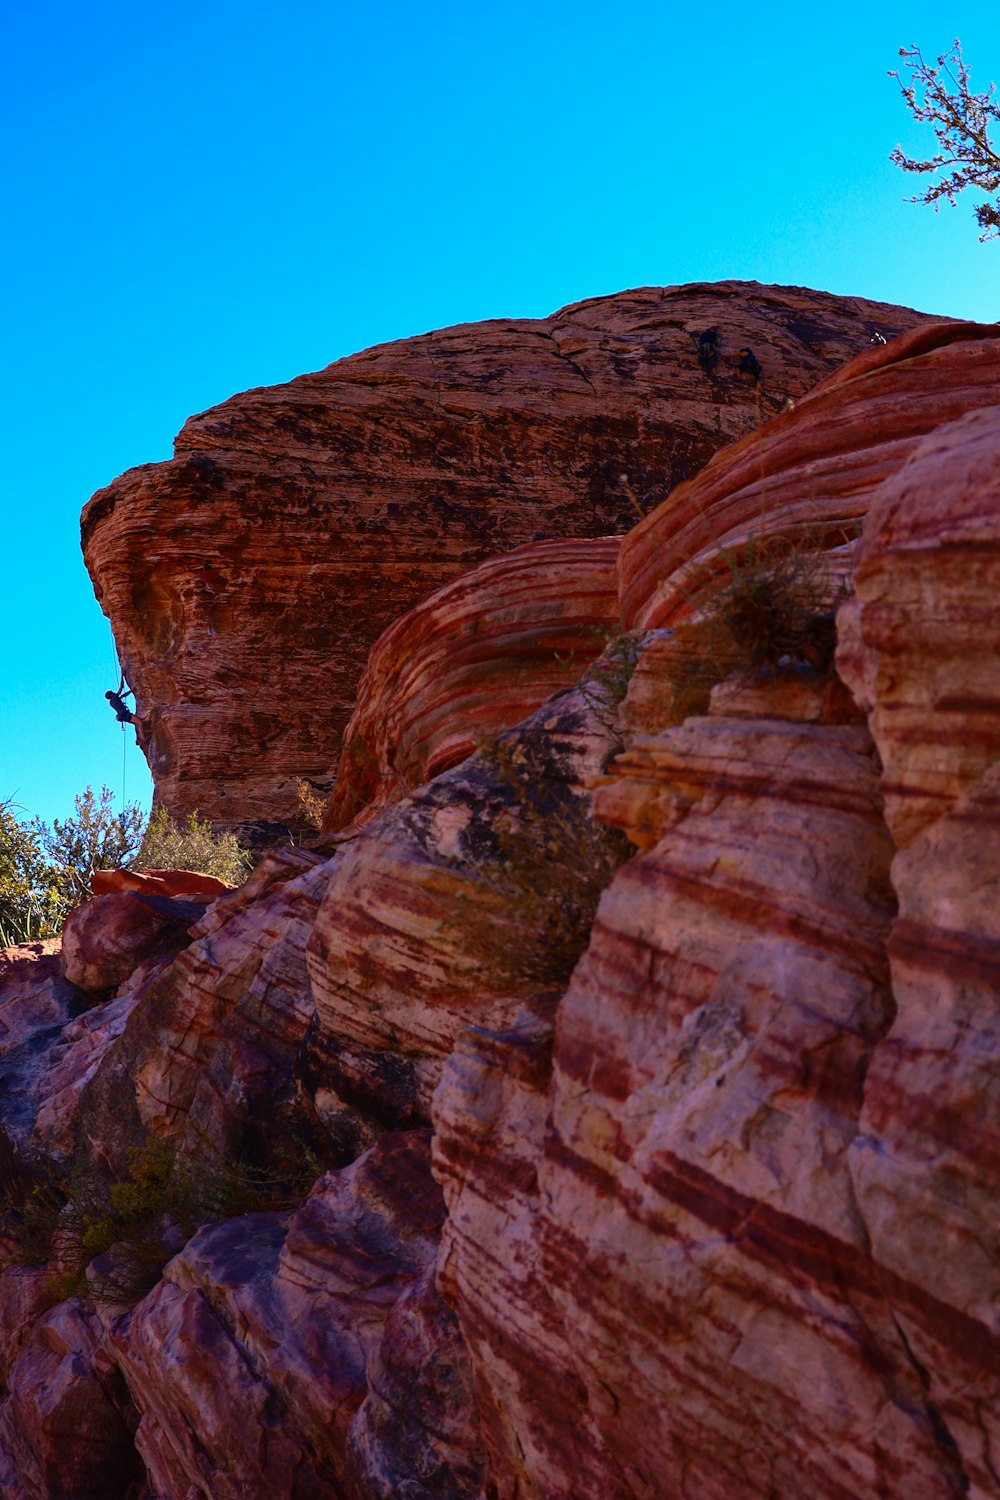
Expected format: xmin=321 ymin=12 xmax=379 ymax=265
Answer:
xmin=0 ymin=291 xmax=997 ymax=1498
xmin=81 ymin=282 xmax=932 ymax=837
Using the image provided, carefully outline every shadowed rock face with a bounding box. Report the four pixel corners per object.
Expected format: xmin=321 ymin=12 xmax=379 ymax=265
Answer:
xmin=81 ymin=281 xmax=933 ymax=835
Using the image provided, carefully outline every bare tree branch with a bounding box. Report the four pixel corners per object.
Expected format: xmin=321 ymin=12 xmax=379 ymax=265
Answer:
xmin=890 ymin=40 xmax=1000 ymax=241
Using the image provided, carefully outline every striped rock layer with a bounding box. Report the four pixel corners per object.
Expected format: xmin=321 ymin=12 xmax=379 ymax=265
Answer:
xmin=323 ymin=535 xmax=621 ymax=832
xmin=2 ymin=308 xmax=999 ymax=1498
xmin=431 ymin=399 xmax=1000 ymax=1497
xmin=617 ymin=321 xmax=1000 ymax=630
xmin=81 ymin=282 xmax=929 ymax=835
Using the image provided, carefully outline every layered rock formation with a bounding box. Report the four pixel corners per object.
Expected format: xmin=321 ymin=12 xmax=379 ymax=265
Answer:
xmin=3 ymin=297 xmax=999 ymax=1499
xmin=618 ymin=320 xmax=1000 ymax=629
xmin=324 ymin=535 xmax=621 ymax=831
xmin=82 ymin=282 xmax=932 ymax=835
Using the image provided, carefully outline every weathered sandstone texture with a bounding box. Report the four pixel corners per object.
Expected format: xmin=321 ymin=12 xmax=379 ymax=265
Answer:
xmin=4 ymin=302 xmax=1000 ymax=1499
xmin=102 ymin=1131 xmax=483 ymax=1500
xmin=324 ymin=535 xmax=621 ymax=831
xmin=618 ymin=320 xmax=1000 ymax=629
xmin=307 ymin=663 xmax=629 ymax=1126
xmin=82 ymin=282 xmax=932 ymax=834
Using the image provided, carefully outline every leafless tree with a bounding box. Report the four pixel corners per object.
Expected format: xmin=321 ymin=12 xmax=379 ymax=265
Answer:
xmin=890 ymin=40 xmax=1000 ymax=241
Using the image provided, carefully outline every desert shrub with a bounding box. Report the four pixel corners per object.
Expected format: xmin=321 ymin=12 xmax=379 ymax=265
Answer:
xmin=459 ymin=734 xmax=631 ymax=992
xmin=577 ymin=630 xmax=644 ymax=733
xmin=656 ymin=531 xmax=850 ymax=725
xmin=135 ymin=806 xmax=251 ymax=884
xmin=40 ymin=786 xmax=146 ymax=917
xmin=1 ymin=1133 xmax=322 ymax=1305
xmin=890 ymin=40 xmax=1000 ymax=241
xmin=2 ymin=786 xmax=146 ymax=940
xmin=296 ymin=779 xmax=327 ymax=831
xmin=712 ymin=537 xmax=845 ymax=672
xmin=0 ymin=802 xmax=59 ymax=945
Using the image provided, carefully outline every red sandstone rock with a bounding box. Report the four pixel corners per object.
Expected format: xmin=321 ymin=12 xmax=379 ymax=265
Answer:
xmin=91 ymin=867 xmax=233 ymax=898
xmin=618 ymin=321 xmax=1000 ymax=632
xmin=81 ymin=283 xmax=932 ymax=835
xmin=325 ymin=534 xmax=621 ymax=832
xmin=307 ymin=664 xmax=628 ymax=1126
xmin=103 ymin=1132 xmax=481 ymax=1499
xmin=0 ymin=1295 xmax=142 ymax=1499
xmin=837 ymin=407 xmax=1000 ymax=1495
xmin=71 ymin=847 xmax=330 ymax=1174
xmin=5 ymin=296 xmax=1000 ymax=1500
xmin=435 ymin=683 xmax=968 ymax=1497
xmin=0 ymin=942 xmax=84 ymax=1153
xmin=837 ymin=404 xmax=1000 ymax=847
xmin=60 ymin=889 xmax=210 ymax=993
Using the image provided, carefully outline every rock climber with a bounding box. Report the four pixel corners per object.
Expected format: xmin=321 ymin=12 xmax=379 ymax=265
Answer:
xmin=105 ymin=674 xmax=135 ymax=725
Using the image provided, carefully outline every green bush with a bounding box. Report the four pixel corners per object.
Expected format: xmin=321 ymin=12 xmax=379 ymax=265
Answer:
xmin=40 ymin=785 xmax=146 ymax=919
xmin=135 ymin=807 xmax=251 ymax=885
xmin=460 ymin=735 xmax=631 ymax=993
xmin=0 ymin=802 xmax=57 ymax=946
xmin=0 ymin=789 xmax=251 ymax=943
xmin=2 ymin=1133 xmax=323 ymax=1305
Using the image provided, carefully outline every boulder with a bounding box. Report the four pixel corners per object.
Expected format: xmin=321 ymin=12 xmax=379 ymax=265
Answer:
xmin=91 ymin=867 xmax=233 ymax=899
xmin=0 ymin=1296 xmax=142 ymax=1500
xmin=60 ymin=890 xmax=210 ymax=993
xmin=68 ymin=847 xmax=332 ymax=1174
xmin=104 ymin=1132 xmax=481 ymax=1499
xmin=0 ymin=942 xmax=85 ymax=1153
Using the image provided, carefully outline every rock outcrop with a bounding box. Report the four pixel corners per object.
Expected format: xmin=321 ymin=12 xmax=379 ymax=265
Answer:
xmin=82 ymin=282 xmax=932 ymax=835
xmin=619 ymin=321 xmax=1000 ymax=630
xmin=324 ymin=535 xmax=621 ymax=832
xmin=5 ymin=297 xmax=1000 ymax=1499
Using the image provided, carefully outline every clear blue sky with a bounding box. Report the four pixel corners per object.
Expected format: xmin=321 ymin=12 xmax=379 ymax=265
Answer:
xmin=2 ymin=0 xmax=998 ymax=828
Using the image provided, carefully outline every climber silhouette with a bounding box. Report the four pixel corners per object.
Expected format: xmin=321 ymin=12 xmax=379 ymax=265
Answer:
xmin=105 ymin=672 xmax=135 ymax=726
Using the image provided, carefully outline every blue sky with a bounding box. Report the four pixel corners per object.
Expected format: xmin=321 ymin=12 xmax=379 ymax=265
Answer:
xmin=2 ymin=0 xmax=998 ymax=828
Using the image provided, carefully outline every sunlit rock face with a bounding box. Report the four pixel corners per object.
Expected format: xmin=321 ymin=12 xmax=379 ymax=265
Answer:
xmin=432 ymin=392 xmax=1000 ymax=1500
xmin=838 ymin=405 xmax=1000 ymax=1497
xmin=618 ymin=321 xmax=1000 ymax=631
xmin=81 ymin=281 xmax=930 ymax=836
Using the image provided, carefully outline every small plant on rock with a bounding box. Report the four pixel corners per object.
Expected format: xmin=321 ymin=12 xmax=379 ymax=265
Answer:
xmin=459 ymin=734 xmax=631 ymax=993
xmin=136 ymin=807 xmax=251 ymax=884
xmin=1 ymin=1133 xmax=323 ymax=1305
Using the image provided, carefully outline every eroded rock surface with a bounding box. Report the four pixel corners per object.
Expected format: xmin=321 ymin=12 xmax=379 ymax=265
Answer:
xmin=307 ymin=665 xmax=628 ymax=1127
xmin=0 ymin=943 xmax=85 ymax=1154
xmin=618 ymin=321 xmax=1000 ymax=630
xmin=106 ymin=1131 xmax=483 ymax=1500
xmin=325 ymin=535 xmax=621 ymax=832
xmin=4 ymin=295 xmax=1000 ymax=1500
xmin=82 ymin=282 xmax=931 ymax=834
xmin=839 ymin=406 xmax=1000 ymax=1497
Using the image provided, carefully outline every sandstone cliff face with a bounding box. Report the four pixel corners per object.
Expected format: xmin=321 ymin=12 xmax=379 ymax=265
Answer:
xmin=3 ymin=299 xmax=999 ymax=1499
xmin=81 ymin=282 xmax=931 ymax=835
xmin=323 ymin=534 xmax=621 ymax=832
